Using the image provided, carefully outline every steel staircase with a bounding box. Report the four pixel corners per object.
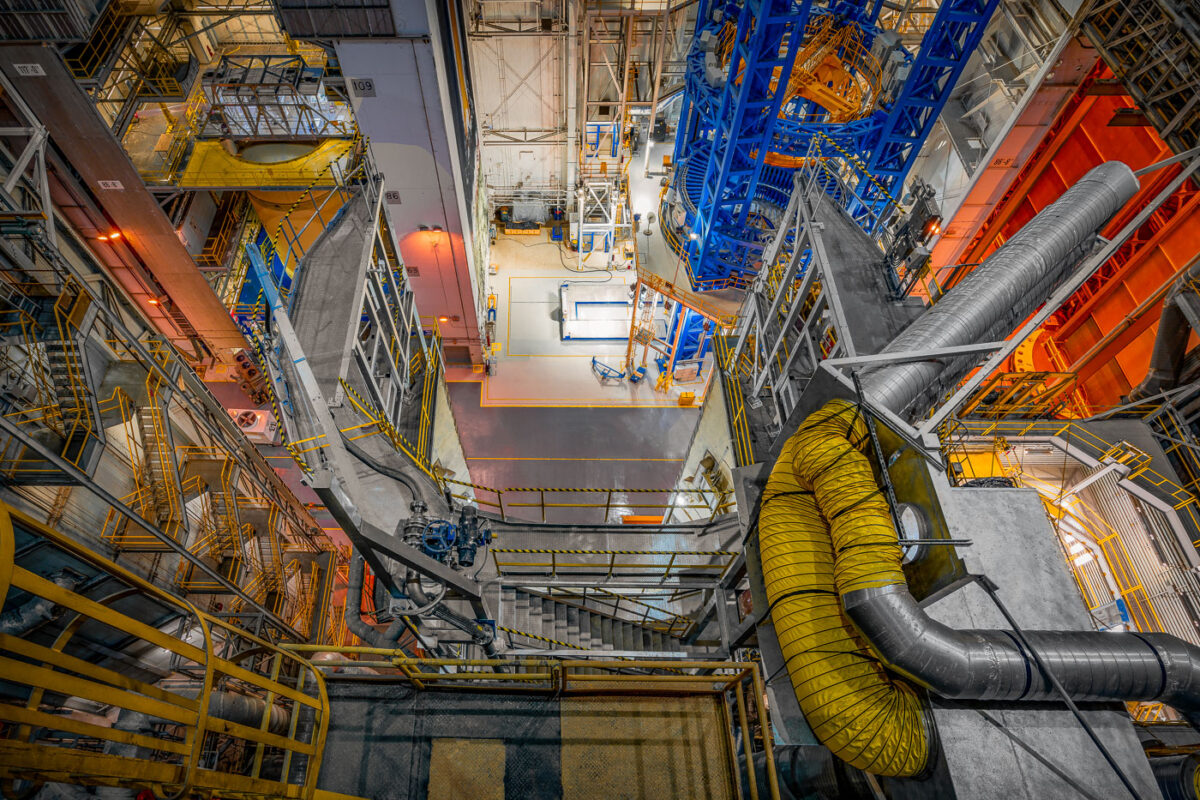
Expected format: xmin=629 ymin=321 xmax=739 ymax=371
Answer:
xmin=500 ymin=588 xmax=685 ymax=653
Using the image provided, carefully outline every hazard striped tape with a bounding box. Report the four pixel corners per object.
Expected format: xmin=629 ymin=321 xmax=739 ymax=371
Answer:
xmin=492 ymin=548 xmax=734 ymax=557
xmin=498 ymin=625 xmax=587 ymax=650
xmin=813 ymin=131 xmax=901 ymax=208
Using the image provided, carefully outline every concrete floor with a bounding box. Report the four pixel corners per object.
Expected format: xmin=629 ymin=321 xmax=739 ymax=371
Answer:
xmin=480 ymin=231 xmax=714 ymax=408
xmin=446 ymin=380 xmax=695 ymax=522
xmin=443 ymin=140 xmax=761 ymax=512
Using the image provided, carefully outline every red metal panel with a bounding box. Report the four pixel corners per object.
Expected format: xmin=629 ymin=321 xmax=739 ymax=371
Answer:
xmin=938 ymin=59 xmax=1200 ymax=410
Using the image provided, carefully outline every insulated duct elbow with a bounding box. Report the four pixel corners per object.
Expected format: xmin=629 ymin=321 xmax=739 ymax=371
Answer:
xmin=763 ymin=400 xmax=1200 ymax=777
xmin=1130 ymin=258 xmax=1200 ymax=401
xmin=0 ymin=572 xmax=80 ymax=635
xmin=1149 ymin=754 xmax=1200 ymax=800
xmin=345 ymin=550 xmax=406 ymax=649
xmin=844 ymin=584 xmax=1200 ymax=720
xmin=861 ymin=161 xmax=1139 ymax=416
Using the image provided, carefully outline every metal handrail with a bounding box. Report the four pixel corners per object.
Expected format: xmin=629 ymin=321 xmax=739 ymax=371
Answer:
xmin=283 ymin=646 xmax=780 ymax=800
xmin=0 ymin=502 xmax=330 ymax=800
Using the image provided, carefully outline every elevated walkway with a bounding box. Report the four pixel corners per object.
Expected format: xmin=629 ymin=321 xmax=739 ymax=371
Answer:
xmin=810 ymin=192 xmax=923 ymax=356
xmin=289 ymin=191 xmax=374 ymax=400
xmin=177 ymin=139 xmax=353 ymax=190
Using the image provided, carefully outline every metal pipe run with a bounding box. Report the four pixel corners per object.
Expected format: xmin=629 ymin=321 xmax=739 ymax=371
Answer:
xmin=345 ymin=550 xmax=407 ymax=649
xmin=1129 ymin=257 xmax=1200 ymax=400
xmin=860 ymin=161 xmax=1140 ymax=416
xmin=844 ymin=582 xmax=1200 ymax=727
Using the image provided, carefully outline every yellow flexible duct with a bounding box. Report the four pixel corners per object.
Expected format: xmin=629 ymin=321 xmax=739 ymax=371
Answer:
xmin=759 ymin=399 xmax=930 ymax=776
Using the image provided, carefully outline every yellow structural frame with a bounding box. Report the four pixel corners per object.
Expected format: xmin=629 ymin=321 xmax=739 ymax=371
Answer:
xmin=0 ymin=502 xmax=331 ymax=800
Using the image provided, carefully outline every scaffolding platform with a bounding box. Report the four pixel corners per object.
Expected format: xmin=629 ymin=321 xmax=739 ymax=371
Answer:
xmin=177 ymin=139 xmax=353 ymax=190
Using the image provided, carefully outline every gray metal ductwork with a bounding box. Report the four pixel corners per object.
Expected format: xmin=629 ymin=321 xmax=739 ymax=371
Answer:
xmin=345 ymin=550 xmax=408 ymax=649
xmin=0 ymin=572 xmax=80 ymax=635
xmin=844 ymin=583 xmax=1200 ymax=727
xmin=1129 ymin=256 xmax=1200 ymax=400
xmin=860 ymin=161 xmax=1140 ymax=416
xmin=1149 ymin=753 xmax=1200 ymax=800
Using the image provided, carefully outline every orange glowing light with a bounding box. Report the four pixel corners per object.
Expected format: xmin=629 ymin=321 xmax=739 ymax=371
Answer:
xmin=437 ymin=316 xmax=450 ymax=322
xmin=108 ymin=230 xmax=121 ymax=240
xmin=147 ymin=298 xmax=159 ymax=305
xmin=97 ymin=235 xmax=108 ymax=241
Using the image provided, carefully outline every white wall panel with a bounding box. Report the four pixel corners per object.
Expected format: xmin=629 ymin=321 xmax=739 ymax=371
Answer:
xmin=470 ymin=33 xmax=566 ymax=196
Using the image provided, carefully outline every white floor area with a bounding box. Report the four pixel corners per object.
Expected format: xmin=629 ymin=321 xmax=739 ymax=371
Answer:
xmin=464 ymin=230 xmax=715 ymax=408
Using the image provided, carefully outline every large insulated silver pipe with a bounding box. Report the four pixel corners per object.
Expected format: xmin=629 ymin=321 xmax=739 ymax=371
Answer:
xmin=1129 ymin=257 xmax=1200 ymax=400
xmin=861 ymin=161 xmax=1140 ymax=416
xmin=844 ymin=583 xmax=1200 ymax=727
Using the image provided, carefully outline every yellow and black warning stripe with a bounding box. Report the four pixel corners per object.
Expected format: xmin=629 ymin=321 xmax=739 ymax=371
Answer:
xmin=498 ymin=625 xmax=587 ymax=650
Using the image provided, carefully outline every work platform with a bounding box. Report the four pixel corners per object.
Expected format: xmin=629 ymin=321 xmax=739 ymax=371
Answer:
xmin=318 ymin=678 xmax=743 ymax=800
xmin=289 ymin=191 xmax=373 ymax=400
xmin=178 ymin=138 xmax=354 ymax=190
xmin=559 ymin=281 xmax=642 ymax=340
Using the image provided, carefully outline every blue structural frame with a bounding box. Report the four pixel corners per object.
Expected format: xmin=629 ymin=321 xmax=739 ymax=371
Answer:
xmin=861 ymin=0 xmax=1000 ymax=209
xmin=657 ymin=306 xmax=712 ymax=373
xmin=666 ymin=0 xmax=998 ymax=291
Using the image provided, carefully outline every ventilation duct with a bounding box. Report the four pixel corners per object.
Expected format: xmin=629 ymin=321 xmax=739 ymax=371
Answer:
xmin=761 ymin=400 xmax=1200 ymax=776
xmin=860 ymin=161 xmax=1139 ymax=416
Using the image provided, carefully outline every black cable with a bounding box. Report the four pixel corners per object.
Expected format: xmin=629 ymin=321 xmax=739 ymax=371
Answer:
xmin=494 ymin=231 xmax=614 ymax=281
xmin=339 ymin=431 xmax=423 ymax=500
xmin=975 ymin=575 xmax=1146 ymax=800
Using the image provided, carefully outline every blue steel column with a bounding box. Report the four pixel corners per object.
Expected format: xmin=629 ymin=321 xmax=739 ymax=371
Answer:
xmin=666 ymin=0 xmax=998 ymax=292
xmin=862 ymin=0 xmax=1000 ymax=211
xmin=689 ymin=0 xmax=810 ymax=288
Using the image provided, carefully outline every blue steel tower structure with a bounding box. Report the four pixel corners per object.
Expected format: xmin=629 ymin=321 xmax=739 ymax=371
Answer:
xmin=664 ymin=0 xmax=999 ymax=291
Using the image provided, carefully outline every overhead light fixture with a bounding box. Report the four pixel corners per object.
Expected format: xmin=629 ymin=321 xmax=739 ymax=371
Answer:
xmin=97 ymin=230 xmax=121 ymax=241
xmin=688 ymin=232 xmax=698 ymax=240
xmin=438 ymin=315 xmax=450 ymax=322
xmin=147 ymin=298 xmax=159 ymax=305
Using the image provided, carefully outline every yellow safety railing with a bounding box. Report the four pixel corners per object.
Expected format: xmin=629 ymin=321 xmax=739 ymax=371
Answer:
xmin=943 ymin=417 xmax=1200 ymax=538
xmin=51 ymin=279 xmax=99 ymax=469
xmin=0 ymin=502 xmax=330 ymax=799
xmin=197 ymin=194 xmax=249 ymax=270
xmin=0 ymin=310 xmax=55 ymax=432
xmin=491 ymin=547 xmax=734 ymax=582
xmin=281 ymin=647 xmax=780 ymax=799
xmin=444 ymin=479 xmax=721 ymax=523
xmin=714 ymin=336 xmax=754 ymax=468
xmin=956 ymin=371 xmax=1082 ymax=420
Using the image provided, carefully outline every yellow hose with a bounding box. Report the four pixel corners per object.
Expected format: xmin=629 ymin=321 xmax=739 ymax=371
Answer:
xmin=759 ymin=399 xmax=930 ymax=776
